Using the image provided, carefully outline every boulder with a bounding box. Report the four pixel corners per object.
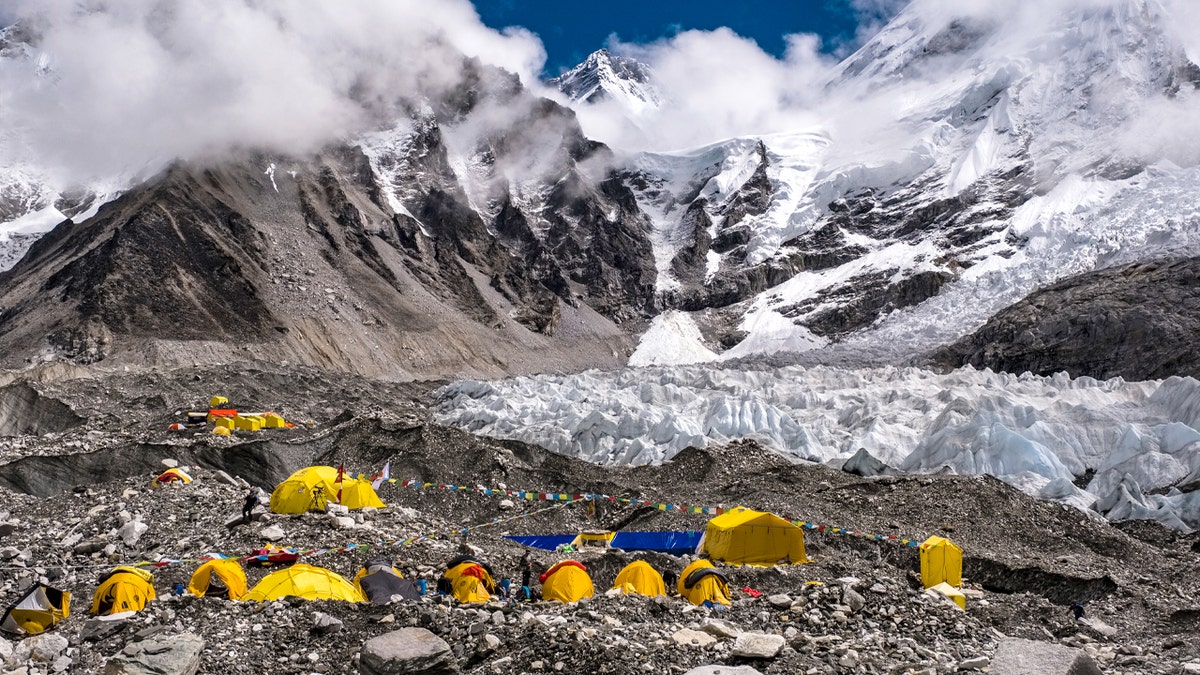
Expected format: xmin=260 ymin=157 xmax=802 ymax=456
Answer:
xmin=682 ymin=666 xmax=764 ymax=675
xmin=118 ymin=519 xmax=148 ymax=547
xmin=23 ymin=633 xmax=68 ymax=661
xmin=212 ymin=470 xmax=239 ymax=487
xmin=990 ymin=638 xmax=1102 ymax=675
xmin=672 ymin=628 xmax=717 ymax=648
xmin=359 ymin=627 xmax=456 ymax=675
xmin=698 ymin=618 xmax=741 ymax=639
xmin=766 ymin=594 xmax=792 ymax=609
xmin=104 ymin=632 xmax=204 ymax=675
xmin=160 ymin=459 xmax=178 ymax=469
xmin=332 ymin=516 xmax=357 ymax=530
xmin=731 ymin=633 xmax=785 ymax=659
xmin=958 ymin=656 xmax=990 ymax=671
xmin=841 ymin=447 xmax=899 ymax=477
xmin=260 ymin=525 xmax=285 ymax=542
xmin=842 ymin=587 xmax=866 ymax=613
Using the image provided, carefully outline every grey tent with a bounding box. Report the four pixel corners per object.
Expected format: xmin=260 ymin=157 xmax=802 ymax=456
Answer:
xmin=355 ymin=559 xmax=420 ymax=604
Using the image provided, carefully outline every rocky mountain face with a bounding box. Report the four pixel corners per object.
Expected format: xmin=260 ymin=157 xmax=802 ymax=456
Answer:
xmin=934 ymin=257 xmax=1200 ymax=380
xmin=0 ymin=58 xmax=656 ymax=379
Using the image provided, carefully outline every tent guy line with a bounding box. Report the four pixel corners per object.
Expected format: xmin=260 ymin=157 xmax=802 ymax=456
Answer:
xmin=398 ymin=479 xmax=926 ymax=548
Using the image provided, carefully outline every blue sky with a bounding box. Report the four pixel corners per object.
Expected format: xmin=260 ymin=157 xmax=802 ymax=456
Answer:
xmin=473 ymin=0 xmax=884 ymax=76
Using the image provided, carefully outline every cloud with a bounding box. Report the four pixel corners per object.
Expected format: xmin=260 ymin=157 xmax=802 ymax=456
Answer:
xmin=0 ymin=0 xmax=546 ymax=183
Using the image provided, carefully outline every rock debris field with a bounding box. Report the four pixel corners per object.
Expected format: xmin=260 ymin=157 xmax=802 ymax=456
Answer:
xmin=0 ymin=366 xmax=1198 ymax=674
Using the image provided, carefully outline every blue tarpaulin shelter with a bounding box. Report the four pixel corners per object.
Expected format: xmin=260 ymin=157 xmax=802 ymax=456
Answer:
xmin=505 ymin=532 xmax=702 ymax=556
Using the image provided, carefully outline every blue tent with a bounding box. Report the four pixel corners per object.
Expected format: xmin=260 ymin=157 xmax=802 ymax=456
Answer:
xmin=505 ymin=532 xmax=702 ymax=556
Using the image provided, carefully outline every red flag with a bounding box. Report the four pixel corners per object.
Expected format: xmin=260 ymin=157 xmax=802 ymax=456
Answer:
xmin=336 ymin=463 xmax=344 ymax=504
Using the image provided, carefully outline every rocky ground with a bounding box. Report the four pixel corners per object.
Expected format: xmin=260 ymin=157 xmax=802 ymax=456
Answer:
xmin=0 ymin=365 xmax=1198 ymax=674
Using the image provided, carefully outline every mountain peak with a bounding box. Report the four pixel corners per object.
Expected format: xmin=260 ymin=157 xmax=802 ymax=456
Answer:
xmin=551 ymin=48 xmax=663 ymax=115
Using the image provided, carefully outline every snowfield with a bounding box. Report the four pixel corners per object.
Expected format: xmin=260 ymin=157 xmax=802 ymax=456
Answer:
xmin=436 ymin=364 xmax=1200 ymax=531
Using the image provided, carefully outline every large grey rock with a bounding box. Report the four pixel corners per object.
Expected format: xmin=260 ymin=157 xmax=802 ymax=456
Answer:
xmin=23 ymin=633 xmax=68 ymax=661
xmin=312 ymin=611 xmax=343 ymax=635
xmin=118 ymin=519 xmax=148 ymax=547
xmin=990 ymin=638 xmax=1102 ymax=675
xmin=672 ymin=628 xmax=717 ymax=648
xmin=682 ymin=666 xmax=764 ymax=675
xmin=359 ymin=627 xmax=456 ymax=675
xmin=698 ymin=617 xmax=741 ymax=639
xmin=730 ymin=633 xmax=785 ymax=659
xmin=104 ymin=632 xmax=204 ymax=675
xmin=260 ymin=524 xmax=285 ymax=541
xmin=841 ymin=447 xmax=899 ymax=477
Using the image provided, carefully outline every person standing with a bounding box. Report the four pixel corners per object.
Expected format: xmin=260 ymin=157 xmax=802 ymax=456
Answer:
xmin=242 ymin=489 xmax=260 ymax=523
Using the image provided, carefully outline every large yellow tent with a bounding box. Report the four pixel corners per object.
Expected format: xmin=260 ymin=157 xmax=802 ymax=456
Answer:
xmin=612 ymin=560 xmax=665 ymax=597
xmin=243 ymin=564 xmax=364 ymax=603
xmin=187 ymin=559 xmax=248 ymax=600
xmin=540 ymin=560 xmax=594 ymax=603
xmin=701 ymin=506 xmax=807 ymax=566
xmin=269 ymin=466 xmax=385 ymax=514
xmin=920 ymin=536 xmax=962 ymax=589
xmin=678 ymin=559 xmax=731 ymax=606
xmin=1 ymin=585 xmax=69 ymax=635
xmin=91 ymin=567 xmax=156 ymax=615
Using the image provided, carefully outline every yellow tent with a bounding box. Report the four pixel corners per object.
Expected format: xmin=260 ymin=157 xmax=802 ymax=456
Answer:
xmin=443 ymin=560 xmax=495 ymax=603
xmin=701 ymin=506 xmax=807 ymax=566
xmin=1 ymin=585 xmax=69 ymax=635
xmin=269 ymin=466 xmax=385 ymax=514
xmin=612 ymin=560 xmax=665 ymax=597
xmin=243 ymin=564 xmax=364 ymax=603
xmin=540 ymin=560 xmax=593 ymax=603
xmin=678 ymin=559 xmax=731 ymax=606
xmin=919 ymin=536 xmax=962 ymax=589
xmin=91 ymin=567 xmax=156 ymax=615
xmin=928 ymin=581 xmax=966 ymax=609
xmin=187 ymin=559 xmax=248 ymax=600
xmin=151 ymin=467 xmax=192 ymax=487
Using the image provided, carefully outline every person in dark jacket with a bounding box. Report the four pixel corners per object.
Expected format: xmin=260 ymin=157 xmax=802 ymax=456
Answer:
xmin=242 ymin=490 xmax=259 ymax=523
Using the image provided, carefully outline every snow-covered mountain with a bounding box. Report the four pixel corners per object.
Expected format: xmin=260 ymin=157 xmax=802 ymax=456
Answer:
xmin=550 ymin=49 xmax=663 ymax=117
xmin=576 ymin=0 xmax=1200 ymax=372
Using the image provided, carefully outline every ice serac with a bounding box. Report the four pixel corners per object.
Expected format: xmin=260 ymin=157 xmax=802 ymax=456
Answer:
xmin=436 ymin=365 xmax=1200 ymax=530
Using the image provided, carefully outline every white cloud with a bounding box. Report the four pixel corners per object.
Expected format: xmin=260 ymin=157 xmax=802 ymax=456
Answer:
xmin=0 ymin=0 xmax=546 ymax=183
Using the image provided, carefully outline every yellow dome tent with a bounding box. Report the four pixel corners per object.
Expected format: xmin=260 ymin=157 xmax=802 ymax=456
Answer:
xmin=151 ymin=467 xmax=192 ymax=487
xmin=700 ymin=506 xmax=807 ymax=566
xmin=450 ymin=564 xmax=493 ymax=603
xmin=919 ymin=536 xmax=962 ymax=589
xmin=540 ymin=560 xmax=594 ymax=603
xmin=678 ymin=559 xmax=731 ymax=606
xmin=187 ymin=559 xmax=248 ymax=600
xmin=269 ymin=466 xmax=385 ymax=514
xmin=1 ymin=584 xmax=69 ymax=636
xmin=91 ymin=567 xmax=156 ymax=615
xmin=243 ymin=564 xmax=364 ymax=603
xmin=612 ymin=560 xmax=665 ymax=597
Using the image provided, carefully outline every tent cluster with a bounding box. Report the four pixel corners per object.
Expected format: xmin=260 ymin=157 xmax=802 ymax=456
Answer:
xmin=269 ymin=466 xmax=385 ymax=514
xmin=168 ymin=395 xmax=296 ymax=435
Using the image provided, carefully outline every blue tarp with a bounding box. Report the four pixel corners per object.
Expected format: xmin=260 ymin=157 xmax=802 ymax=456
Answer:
xmin=504 ymin=532 xmax=702 ymax=556
xmin=611 ymin=531 xmax=703 ymax=555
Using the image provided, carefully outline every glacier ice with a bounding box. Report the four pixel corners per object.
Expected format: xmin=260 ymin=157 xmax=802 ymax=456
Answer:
xmin=436 ymin=364 xmax=1200 ymax=531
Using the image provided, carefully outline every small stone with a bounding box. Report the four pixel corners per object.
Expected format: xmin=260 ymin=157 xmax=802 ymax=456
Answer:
xmin=312 ymin=612 xmax=343 ymax=635
xmin=842 ymin=587 xmax=865 ymax=613
xmin=480 ymin=634 xmax=501 ymax=653
xmin=958 ymin=656 xmax=990 ymax=670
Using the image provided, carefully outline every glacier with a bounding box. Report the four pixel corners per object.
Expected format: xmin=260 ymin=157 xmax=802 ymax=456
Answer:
xmin=435 ymin=364 xmax=1200 ymax=531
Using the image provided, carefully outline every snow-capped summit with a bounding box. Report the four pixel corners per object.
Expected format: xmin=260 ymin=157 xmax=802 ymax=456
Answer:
xmin=551 ymin=49 xmax=663 ymax=116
